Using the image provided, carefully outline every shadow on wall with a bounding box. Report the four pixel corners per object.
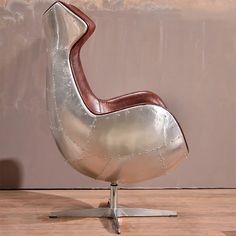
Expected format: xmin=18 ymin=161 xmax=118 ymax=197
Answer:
xmin=0 ymin=159 xmax=22 ymax=189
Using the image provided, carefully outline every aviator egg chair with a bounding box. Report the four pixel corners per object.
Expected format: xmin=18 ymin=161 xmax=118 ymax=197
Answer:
xmin=43 ymin=1 xmax=189 ymax=234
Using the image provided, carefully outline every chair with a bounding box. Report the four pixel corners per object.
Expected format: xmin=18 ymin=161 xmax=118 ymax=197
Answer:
xmin=43 ymin=1 xmax=188 ymax=234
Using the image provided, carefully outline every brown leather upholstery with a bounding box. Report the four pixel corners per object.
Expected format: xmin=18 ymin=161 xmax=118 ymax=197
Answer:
xmin=63 ymin=2 xmax=166 ymax=114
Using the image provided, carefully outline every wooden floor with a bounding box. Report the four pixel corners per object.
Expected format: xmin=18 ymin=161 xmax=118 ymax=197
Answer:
xmin=0 ymin=189 xmax=236 ymax=236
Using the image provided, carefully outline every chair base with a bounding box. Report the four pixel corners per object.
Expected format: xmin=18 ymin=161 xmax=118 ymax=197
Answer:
xmin=49 ymin=184 xmax=177 ymax=234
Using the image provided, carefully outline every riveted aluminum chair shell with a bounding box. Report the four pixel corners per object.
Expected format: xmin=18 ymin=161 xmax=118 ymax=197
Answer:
xmin=43 ymin=1 xmax=189 ymax=234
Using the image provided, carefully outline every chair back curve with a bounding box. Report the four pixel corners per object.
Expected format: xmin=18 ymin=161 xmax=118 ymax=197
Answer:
xmin=43 ymin=1 xmax=189 ymax=184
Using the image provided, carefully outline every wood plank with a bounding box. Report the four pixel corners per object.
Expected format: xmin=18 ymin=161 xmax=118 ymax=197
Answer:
xmin=0 ymin=189 xmax=235 ymax=235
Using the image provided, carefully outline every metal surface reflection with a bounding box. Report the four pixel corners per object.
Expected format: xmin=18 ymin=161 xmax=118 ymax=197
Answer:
xmin=43 ymin=1 xmax=188 ymax=184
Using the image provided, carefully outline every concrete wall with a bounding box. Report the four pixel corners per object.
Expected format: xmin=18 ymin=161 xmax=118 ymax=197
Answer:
xmin=0 ymin=0 xmax=236 ymax=188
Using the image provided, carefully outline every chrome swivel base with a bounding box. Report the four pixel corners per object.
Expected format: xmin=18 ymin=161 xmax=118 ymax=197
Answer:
xmin=49 ymin=184 xmax=177 ymax=234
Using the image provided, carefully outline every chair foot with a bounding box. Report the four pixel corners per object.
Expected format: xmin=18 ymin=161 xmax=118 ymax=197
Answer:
xmin=49 ymin=184 xmax=177 ymax=234
xmin=49 ymin=207 xmax=176 ymax=234
xmin=112 ymin=209 xmax=121 ymax=234
xmin=116 ymin=208 xmax=177 ymax=217
xmin=49 ymin=207 xmax=177 ymax=218
xmin=49 ymin=208 xmax=112 ymax=218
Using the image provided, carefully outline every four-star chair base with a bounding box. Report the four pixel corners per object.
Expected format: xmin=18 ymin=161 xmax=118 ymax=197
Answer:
xmin=49 ymin=184 xmax=177 ymax=234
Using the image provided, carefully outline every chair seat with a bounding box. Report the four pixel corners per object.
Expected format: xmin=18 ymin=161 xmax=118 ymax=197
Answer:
xmin=99 ymin=90 xmax=166 ymax=113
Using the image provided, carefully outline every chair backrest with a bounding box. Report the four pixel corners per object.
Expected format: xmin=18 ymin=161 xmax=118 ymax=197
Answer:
xmin=44 ymin=2 xmax=167 ymax=115
xmin=43 ymin=2 xmax=97 ymax=158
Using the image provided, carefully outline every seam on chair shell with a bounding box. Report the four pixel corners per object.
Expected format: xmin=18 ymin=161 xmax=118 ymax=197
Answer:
xmin=95 ymin=158 xmax=112 ymax=180
xmin=49 ymin=64 xmax=97 ymax=160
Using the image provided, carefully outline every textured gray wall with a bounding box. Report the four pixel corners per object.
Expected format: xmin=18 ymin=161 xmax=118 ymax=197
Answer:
xmin=0 ymin=0 xmax=236 ymax=188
